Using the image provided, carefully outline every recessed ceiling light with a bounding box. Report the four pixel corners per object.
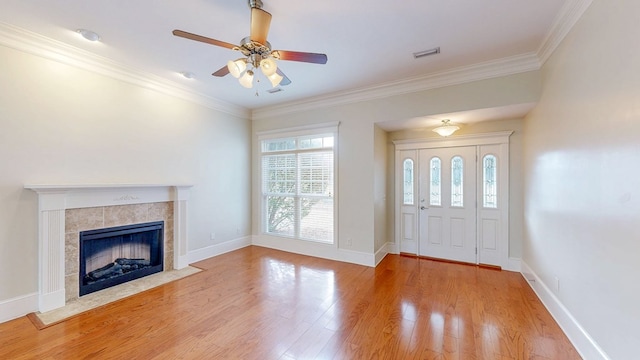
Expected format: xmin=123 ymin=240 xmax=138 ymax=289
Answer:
xmin=179 ymin=71 xmax=196 ymax=79
xmin=75 ymin=29 xmax=101 ymax=42
xmin=413 ymin=47 xmax=440 ymax=59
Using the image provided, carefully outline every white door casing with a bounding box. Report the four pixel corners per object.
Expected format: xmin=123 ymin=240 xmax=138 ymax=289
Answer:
xmin=394 ymin=132 xmax=512 ymax=268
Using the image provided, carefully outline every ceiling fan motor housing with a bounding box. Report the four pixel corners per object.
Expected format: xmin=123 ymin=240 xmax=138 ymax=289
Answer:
xmin=238 ymin=37 xmax=273 ymax=66
xmin=249 ymin=0 xmax=263 ymax=9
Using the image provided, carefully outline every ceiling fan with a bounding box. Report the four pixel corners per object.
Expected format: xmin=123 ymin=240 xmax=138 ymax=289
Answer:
xmin=173 ymin=0 xmax=328 ymax=89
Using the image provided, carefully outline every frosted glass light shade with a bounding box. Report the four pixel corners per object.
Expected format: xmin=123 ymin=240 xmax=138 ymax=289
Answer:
xmin=267 ymin=72 xmax=283 ymax=87
xmin=227 ymin=59 xmax=247 ymax=78
xmin=432 ymin=120 xmax=460 ymax=137
xmin=260 ymin=58 xmax=278 ymax=76
xmin=239 ymin=70 xmax=254 ymax=88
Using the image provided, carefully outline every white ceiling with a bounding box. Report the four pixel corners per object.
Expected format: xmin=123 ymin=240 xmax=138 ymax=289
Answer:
xmin=0 ymin=0 xmax=568 ymax=125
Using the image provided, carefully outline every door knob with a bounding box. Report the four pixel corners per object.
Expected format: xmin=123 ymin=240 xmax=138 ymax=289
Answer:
xmin=420 ymin=206 xmax=427 ymax=210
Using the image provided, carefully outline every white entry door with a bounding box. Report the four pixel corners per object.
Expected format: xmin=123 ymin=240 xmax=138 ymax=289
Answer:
xmin=418 ymin=147 xmax=477 ymax=264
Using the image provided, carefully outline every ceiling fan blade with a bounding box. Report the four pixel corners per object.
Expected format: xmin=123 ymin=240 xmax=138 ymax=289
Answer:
xmin=272 ymin=50 xmax=328 ymax=64
xmin=250 ymin=8 xmax=272 ymax=44
xmin=172 ymin=29 xmax=237 ymax=50
xmin=276 ymin=68 xmax=291 ymax=86
xmin=212 ymin=65 xmax=230 ymax=77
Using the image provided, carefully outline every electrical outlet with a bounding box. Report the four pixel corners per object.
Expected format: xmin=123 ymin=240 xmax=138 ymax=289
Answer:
xmin=210 ymin=232 xmax=216 ymax=240
xmin=346 ymin=237 xmax=352 ymax=246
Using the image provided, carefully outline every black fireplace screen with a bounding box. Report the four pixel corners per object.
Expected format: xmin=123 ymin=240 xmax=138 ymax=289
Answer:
xmin=79 ymin=221 xmax=164 ymax=296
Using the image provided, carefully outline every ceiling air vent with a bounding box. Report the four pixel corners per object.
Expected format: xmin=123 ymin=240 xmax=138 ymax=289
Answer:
xmin=413 ymin=47 xmax=440 ymax=59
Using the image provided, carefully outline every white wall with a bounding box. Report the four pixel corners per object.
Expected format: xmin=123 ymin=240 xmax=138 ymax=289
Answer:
xmin=252 ymin=72 xmax=540 ymax=265
xmin=523 ymin=0 xmax=640 ymax=358
xmin=0 ymin=45 xmax=251 ymax=309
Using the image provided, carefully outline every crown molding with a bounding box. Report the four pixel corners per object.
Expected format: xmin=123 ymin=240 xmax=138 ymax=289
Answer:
xmin=251 ymin=53 xmax=541 ymax=120
xmin=0 ymin=22 xmax=250 ymax=119
xmin=0 ymin=0 xmax=593 ymax=123
xmin=252 ymin=0 xmax=595 ymax=121
xmin=537 ymin=0 xmax=594 ymax=65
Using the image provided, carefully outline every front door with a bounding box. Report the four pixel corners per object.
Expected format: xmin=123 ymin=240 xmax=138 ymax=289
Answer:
xmin=418 ymin=146 xmax=477 ymax=263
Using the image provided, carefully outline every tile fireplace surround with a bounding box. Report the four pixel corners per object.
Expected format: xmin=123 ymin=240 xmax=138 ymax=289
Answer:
xmin=25 ymin=184 xmax=191 ymax=313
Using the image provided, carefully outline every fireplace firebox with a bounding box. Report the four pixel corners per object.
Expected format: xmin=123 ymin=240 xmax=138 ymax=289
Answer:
xmin=79 ymin=221 xmax=164 ymax=296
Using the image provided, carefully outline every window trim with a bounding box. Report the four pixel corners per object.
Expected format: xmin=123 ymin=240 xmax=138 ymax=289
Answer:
xmin=258 ymin=122 xmax=339 ymax=245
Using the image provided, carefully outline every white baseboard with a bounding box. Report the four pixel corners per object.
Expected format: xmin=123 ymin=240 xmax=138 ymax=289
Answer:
xmin=374 ymin=242 xmax=398 ymax=266
xmin=521 ymin=261 xmax=611 ymax=360
xmin=252 ymin=235 xmax=375 ymax=267
xmin=188 ymin=236 xmax=252 ymax=264
xmin=0 ymin=292 xmax=38 ymax=324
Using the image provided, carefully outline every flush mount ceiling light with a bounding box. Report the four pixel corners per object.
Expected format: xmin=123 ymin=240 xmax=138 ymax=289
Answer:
xmin=432 ymin=119 xmax=460 ymax=137
xmin=179 ymin=71 xmax=196 ymax=79
xmin=75 ymin=29 xmax=101 ymax=42
xmin=172 ymin=0 xmax=327 ymax=91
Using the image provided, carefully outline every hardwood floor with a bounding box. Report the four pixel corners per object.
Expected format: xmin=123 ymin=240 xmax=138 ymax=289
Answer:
xmin=0 ymin=246 xmax=581 ymax=359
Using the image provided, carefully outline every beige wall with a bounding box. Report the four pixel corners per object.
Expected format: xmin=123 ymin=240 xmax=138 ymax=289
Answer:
xmin=373 ymin=125 xmax=388 ymax=253
xmin=523 ymin=0 xmax=640 ymax=358
xmin=0 ymin=45 xmax=251 ymax=304
xmin=252 ymin=72 xmax=539 ymax=261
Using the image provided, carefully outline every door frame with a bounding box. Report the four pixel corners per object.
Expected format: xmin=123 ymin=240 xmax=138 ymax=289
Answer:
xmin=393 ymin=131 xmax=513 ymax=268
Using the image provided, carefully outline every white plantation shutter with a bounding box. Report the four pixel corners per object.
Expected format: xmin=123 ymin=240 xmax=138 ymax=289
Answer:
xmin=260 ymin=127 xmax=336 ymax=244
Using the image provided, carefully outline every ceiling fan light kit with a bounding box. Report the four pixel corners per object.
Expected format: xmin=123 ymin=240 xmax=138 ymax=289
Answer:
xmin=267 ymin=72 xmax=284 ymax=87
xmin=260 ymin=58 xmax=277 ymax=76
xmin=432 ymin=119 xmax=460 ymax=137
xmin=227 ymin=59 xmax=247 ymax=78
xmin=239 ymin=70 xmax=255 ymax=88
xmin=173 ymin=0 xmax=327 ymax=92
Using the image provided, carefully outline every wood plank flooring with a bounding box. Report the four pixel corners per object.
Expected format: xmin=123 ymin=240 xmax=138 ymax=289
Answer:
xmin=0 ymin=246 xmax=581 ymax=359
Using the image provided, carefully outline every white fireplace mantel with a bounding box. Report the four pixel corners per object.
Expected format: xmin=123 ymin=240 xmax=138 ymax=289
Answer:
xmin=25 ymin=184 xmax=192 ymax=313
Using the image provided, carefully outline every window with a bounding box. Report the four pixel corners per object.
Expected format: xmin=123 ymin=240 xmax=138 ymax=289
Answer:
xmin=483 ymin=155 xmax=498 ymax=208
xmin=261 ymin=131 xmax=335 ymax=243
xmin=451 ymin=156 xmax=464 ymax=207
xmin=430 ymin=157 xmax=441 ymax=206
xmin=403 ymin=159 xmax=414 ymax=205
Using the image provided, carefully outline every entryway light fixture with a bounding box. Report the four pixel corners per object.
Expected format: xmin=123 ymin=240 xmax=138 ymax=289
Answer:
xmin=432 ymin=119 xmax=460 ymax=137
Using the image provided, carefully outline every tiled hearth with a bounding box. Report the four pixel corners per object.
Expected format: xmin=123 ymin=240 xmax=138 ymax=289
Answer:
xmin=25 ymin=184 xmax=191 ymax=313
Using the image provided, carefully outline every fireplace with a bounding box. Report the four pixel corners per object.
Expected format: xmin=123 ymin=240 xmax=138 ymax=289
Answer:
xmin=25 ymin=184 xmax=192 ymax=313
xmin=79 ymin=221 xmax=164 ymax=296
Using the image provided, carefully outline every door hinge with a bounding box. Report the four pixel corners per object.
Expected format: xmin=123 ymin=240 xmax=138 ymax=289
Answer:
xmin=475 ymin=248 xmax=478 ymax=254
